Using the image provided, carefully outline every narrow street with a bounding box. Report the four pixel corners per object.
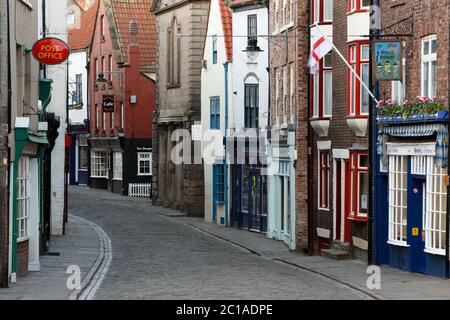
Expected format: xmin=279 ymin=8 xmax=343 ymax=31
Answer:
xmin=69 ymin=186 xmax=368 ymax=300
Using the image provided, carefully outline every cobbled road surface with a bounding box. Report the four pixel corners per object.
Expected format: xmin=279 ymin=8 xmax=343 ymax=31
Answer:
xmin=70 ymin=187 xmax=368 ymax=300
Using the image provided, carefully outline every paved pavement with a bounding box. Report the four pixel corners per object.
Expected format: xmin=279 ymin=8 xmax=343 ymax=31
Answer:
xmin=0 ymin=215 xmax=100 ymax=300
xmin=3 ymin=185 xmax=450 ymax=300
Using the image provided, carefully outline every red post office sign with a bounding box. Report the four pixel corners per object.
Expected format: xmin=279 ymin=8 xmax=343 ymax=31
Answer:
xmin=32 ymin=37 xmax=70 ymax=65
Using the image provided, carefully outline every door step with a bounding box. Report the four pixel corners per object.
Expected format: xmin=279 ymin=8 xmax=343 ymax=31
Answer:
xmin=320 ymin=248 xmax=351 ymax=260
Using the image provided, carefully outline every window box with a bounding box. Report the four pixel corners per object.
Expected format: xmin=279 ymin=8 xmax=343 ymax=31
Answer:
xmin=377 ymin=98 xmax=448 ymax=124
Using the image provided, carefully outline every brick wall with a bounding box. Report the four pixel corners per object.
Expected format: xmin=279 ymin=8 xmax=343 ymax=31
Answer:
xmin=295 ymin=0 xmax=310 ymax=251
xmin=17 ymin=240 xmax=29 ymax=277
xmin=379 ymin=0 xmax=449 ymax=106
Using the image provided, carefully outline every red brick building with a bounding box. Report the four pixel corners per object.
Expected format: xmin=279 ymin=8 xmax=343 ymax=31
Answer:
xmin=88 ymin=0 xmax=156 ymax=195
xmin=375 ymin=0 xmax=449 ymax=277
xmin=267 ymin=0 xmax=309 ymax=252
xmin=309 ymin=0 xmax=371 ymax=261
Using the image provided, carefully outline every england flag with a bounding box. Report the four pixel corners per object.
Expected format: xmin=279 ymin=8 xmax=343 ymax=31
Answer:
xmin=308 ymin=35 xmax=333 ymax=74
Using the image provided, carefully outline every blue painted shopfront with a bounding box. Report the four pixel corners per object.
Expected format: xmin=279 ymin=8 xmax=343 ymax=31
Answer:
xmin=375 ymin=112 xmax=448 ymax=277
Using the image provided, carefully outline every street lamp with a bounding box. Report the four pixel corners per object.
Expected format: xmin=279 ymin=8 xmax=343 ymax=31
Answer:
xmin=243 ymin=38 xmax=263 ymax=62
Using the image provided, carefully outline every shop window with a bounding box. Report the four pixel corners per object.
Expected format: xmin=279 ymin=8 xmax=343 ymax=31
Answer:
xmin=411 ymin=156 xmax=426 ymax=176
xmin=90 ymin=151 xmax=109 ymax=178
xmin=421 ymin=35 xmax=437 ymax=98
xmin=17 ymin=157 xmax=30 ymax=241
xmin=213 ymin=164 xmax=225 ymax=202
xmin=137 ymin=152 xmax=152 ymax=176
xmin=388 ymin=155 xmax=408 ymax=245
xmin=312 ymin=53 xmax=332 ymax=118
xmin=318 ymin=150 xmax=330 ymax=210
xmin=210 ymin=96 xmax=220 ymax=130
xmin=424 ymin=157 xmax=447 ymax=255
xmin=113 ymin=152 xmax=123 ymax=180
xmin=348 ymin=42 xmax=370 ymax=117
xmin=349 ymin=151 xmax=369 ymax=220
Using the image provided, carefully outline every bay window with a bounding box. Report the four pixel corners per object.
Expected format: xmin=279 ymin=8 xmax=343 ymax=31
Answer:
xmin=349 ymin=151 xmax=368 ymax=220
xmin=348 ymin=42 xmax=370 ymax=117
xmin=424 ymin=157 xmax=447 ymax=255
xmin=421 ymin=35 xmax=437 ymax=98
xmin=17 ymin=157 xmax=30 ymax=241
xmin=311 ymin=0 xmax=333 ymax=24
xmin=348 ymin=0 xmax=370 ymax=13
xmin=318 ymin=150 xmax=330 ymax=210
xmin=90 ymin=151 xmax=109 ymax=178
xmin=312 ymin=53 xmax=332 ymax=118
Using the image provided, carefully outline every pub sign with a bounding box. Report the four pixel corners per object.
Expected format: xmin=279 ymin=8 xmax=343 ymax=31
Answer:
xmin=373 ymin=41 xmax=402 ymax=81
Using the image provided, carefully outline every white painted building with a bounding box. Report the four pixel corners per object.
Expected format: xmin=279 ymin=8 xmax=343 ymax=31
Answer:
xmin=229 ymin=0 xmax=270 ymax=233
xmin=201 ymin=0 xmax=233 ymax=226
xmin=39 ymin=0 xmax=69 ymax=236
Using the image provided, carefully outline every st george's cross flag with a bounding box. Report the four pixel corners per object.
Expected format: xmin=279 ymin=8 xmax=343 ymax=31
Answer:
xmin=308 ymin=35 xmax=333 ymax=74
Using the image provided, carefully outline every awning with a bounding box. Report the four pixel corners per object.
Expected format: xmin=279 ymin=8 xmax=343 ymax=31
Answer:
xmin=380 ymin=123 xmax=444 ymax=137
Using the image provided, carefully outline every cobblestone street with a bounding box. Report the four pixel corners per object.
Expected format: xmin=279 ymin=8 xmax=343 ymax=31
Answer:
xmin=69 ymin=186 xmax=369 ymax=300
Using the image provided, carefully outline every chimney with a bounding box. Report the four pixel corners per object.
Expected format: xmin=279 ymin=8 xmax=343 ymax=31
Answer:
xmin=129 ymin=19 xmax=138 ymax=45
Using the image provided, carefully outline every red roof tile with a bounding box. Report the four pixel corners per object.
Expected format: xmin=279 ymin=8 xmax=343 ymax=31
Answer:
xmin=68 ymin=0 xmax=99 ymax=51
xmin=109 ymin=0 xmax=156 ymax=70
xmin=219 ymin=0 xmax=233 ymax=61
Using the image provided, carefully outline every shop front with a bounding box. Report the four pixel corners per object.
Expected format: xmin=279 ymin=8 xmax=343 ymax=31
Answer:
xmin=376 ymin=116 xmax=449 ymax=277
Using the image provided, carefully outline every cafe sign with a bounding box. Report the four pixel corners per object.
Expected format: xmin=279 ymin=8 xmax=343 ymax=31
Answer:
xmin=102 ymin=95 xmax=115 ymax=112
xmin=373 ymin=40 xmax=402 ymax=81
xmin=32 ymin=37 xmax=70 ymax=65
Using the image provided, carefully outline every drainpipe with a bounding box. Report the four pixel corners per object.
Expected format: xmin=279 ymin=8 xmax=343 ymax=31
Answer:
xmin=367 ymin=0 xmax=380 ymax=266
xmin=224 ymin=61 xmax=229 ymax=226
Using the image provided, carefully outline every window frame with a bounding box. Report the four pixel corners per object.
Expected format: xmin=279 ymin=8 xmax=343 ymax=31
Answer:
xmin=311 ymin=0 xmax=333 ymax=24
xmin=311 ymin=53 xmax=333 ymax=118
xmin=421 ymin=35 xmax=437 ymax=98
xmin=90 ymin=151 xmax=109 ymax=178
xmin=348 ymin=0 xmax=370 ymax=14
xmin=210 ymin=96 xmax=220 ymax=130
xmin=318 ymin=150 xmax=330 ymax=210
xmin=349 ymin=151 xmax=369 ymax=221
xmin=17 ymin=157 xmax=30 ymax=242
xmin=212 ymin=35 xmax=218 ymax=65
xmin=112 ymin=152 xmax=123 ymax=181
xmin=75 ymin=74 xmax=83 ymax=105
xmin=244 ymin=83 xmax=259 ymax=128
xmin=347 ymin=41 xmax=370 ymax=117
xmin=388 ymin=155 xmax=408 ymax=246
xmin=247 ymin=15 xmax=257 ymax=46
xmin=213 ymin=164 xmax=225 ymax=203
xmin=137 ymin=152 xmax=152 ymax=176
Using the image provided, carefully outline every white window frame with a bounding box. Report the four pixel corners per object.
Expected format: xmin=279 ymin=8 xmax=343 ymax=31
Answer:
xmin=283 ymin=65 xmax=288 ymax=122
xmin=137 ymin=152 xmax=152 ymax=176
xmin=421 ymin=35 xmax=437 ymax=98
xmin=121 ymin=103 xmax=124 ymax=129
xmin=290 ymin=63 xmax=295 ymax=122
xmin=290 ymin=0 xmax=295 ymax=23
xmin=424 ymin=156 xmax=447 ymax=255
xmin=275 ymin=69 xmax=280 ymax=123
xmin=113 ymin=152 xmax=123 ymax=181
xmin=323 ymin=0 xmax=333 ymax=22
xmin=388 ymin=155 xmax=409 ymax=246
xmin=95 ymin=104 xmax=99 ymax=129
xmin=17 ymin=157 xmax=30 ymax=241
xmin=102 ymin=112 xmax=106 ymax=131
xmin=90 ymin=151 xmax=109 ymax=178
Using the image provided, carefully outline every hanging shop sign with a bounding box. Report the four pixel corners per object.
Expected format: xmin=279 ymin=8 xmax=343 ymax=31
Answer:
xmin=102 ymin=95 xmax=115 ymax=112
xmin=372 ymin=40 xmax=402 ymax=81
xmin=32 ymin=37 xmax=70 ymax=65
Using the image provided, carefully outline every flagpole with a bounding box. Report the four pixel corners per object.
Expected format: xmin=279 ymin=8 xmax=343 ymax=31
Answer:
xmin=313 ymin=23 xmax=379 ymax=106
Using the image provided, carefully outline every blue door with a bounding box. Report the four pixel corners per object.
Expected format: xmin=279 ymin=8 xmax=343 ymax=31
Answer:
xmin=407 ymin=162 xmax=426 ymax=273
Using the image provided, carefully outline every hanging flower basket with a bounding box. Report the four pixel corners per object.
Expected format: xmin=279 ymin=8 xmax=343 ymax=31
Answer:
xmin=377 ymin=96 xmax=449 ymax=124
